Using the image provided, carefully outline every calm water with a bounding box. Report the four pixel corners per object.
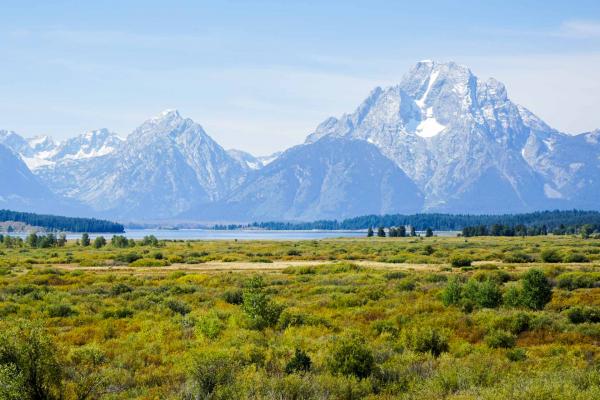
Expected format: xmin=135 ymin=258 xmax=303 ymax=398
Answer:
xmin=7 ymin=229 xmax=366 ymax=241
xmin=5 ymin=229 xmax=459 ymax=240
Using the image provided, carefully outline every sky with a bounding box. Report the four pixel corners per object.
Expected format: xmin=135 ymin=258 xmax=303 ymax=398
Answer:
xmin=1 ymin=0 xmax=600 ymax=155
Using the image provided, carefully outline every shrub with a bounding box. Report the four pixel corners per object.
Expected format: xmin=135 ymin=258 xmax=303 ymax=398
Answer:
xmin=222 ymin=289 xmax=244 ymax=305
xmin=485 ymin=330 xmax=516 ymax=348
xmin=540 ymin=249 xmax=562 ymax=263
xmin=165 ymin=299 xmax=191 ymax=315
xmin=187 ymin=351 xmax=238 ymax=399
xmin=113 ymin=252 xmax=141 ymax=263
xmin=327 ymin=333 xmax=374 ymax=378
xmin=520 ymin=269 xmax=552 ymax=310
xmin=506 ymin=348 xmax=527 ymax=362
xmin=242 ymin=290 xmax=283 ymax=330
xmin=450 ymin=254 xmax=472 ymax=268
xmin=565 ymin=306 xmax=600 ymax=324
xmin=441 ymin=276 xmax=463 ymax=306
xmin=285 ymin=348 xmax=312 ymax=374
xmin=47 ymin=304 xmax=76 ymax=318
xmin=556 ymin=272 xmax=599 ymax=290
xmin=93 ymin=236 xmax=106 ymax=249
xmin=503 ymin=284 xmax=523 ymax=308
xmin=403 ymin=327 xmax=449 ymax=357
xmin=508 ymin=312 xmax=531 ymax=334
xmin=475 ymin=279 xmax=503 ymax=308
xmin=129 ymin=258 xmax=168 ymax=267
xmin=563 ymin=253 xmax=589 ymax=263
xmin=397 ymin=279 xmax=416 ymax=292
xmin=0 ymin=323 xmax=62 ymax=400
xmin=197 ymin=313 xmax=225 ymax=339
xmin=110 ymin=283 xmax=132 ymax=296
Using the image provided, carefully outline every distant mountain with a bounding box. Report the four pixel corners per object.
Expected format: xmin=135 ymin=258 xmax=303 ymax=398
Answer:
xmin=37 ymin=110 xmax=248 ymax=219
xmin=0 ymin=128 xmax=122 ymax=170
xmin=190 ymin=137 xmax=423 ymax=221
xmin=2 ymin=61 xmax=600 ymax=221
xmin=306 ymin=60 xmax=596 ymax=213
xmin=0 ymin=144 xmax=80 ymax=214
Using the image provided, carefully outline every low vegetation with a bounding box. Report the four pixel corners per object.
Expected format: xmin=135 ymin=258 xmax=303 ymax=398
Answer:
xmin=0 ymin=234 xmax=599 ymax=398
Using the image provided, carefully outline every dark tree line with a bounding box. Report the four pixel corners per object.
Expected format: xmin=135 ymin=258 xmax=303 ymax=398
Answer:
xmin=462 ymin=223 xmax=599 ymax=237
xmin=245 ymin=210 xmax=600 ymax=231
xmin=0 ymin=209 xmax=124 ymax=233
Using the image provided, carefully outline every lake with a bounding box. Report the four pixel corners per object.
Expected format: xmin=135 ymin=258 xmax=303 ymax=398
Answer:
xmin=4 ymin=229 xmax=460 ymax=240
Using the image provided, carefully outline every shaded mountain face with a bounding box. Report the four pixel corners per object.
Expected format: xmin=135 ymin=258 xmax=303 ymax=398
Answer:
xmin=0 ymin=144 xmax=81 ymax=214
xmin=36 ymin=110 xmax=248 ymax=219
xmin=306 ymin=61 xmax=593 ymax=213
xmin=191 ymin=137 xmax=424 ymax=221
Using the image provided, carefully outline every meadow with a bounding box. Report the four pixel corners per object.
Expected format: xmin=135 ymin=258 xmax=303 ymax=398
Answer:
xmin=1 ymin=235 xmax=600 ymax=399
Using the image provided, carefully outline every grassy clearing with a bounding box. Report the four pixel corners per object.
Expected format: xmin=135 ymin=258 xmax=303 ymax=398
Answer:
xmin=0 ymin=236 xmax=599 ymax=399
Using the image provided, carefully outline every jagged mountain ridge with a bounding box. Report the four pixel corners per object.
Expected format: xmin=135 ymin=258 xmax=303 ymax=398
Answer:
xmin=1 ymin=60 xmax=599 ymax=221
xmin=36 ymin=110 xmax=248 ymax=219
xmin=306 ymin=61 xmax=597 ymax=213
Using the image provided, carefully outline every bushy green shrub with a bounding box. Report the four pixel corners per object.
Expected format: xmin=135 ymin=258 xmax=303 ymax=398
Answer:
xmin=485 ymin=330 xmax=516 ymax=348
xmin=540 ymin=249 xmax=562 ymax=263
xmin=327 ymin=333 xmax=374 ymax=378
xmin=285 ymin=348 xmax=312 ymax=374
xmin=187 ymin=351 xmax=239 ymax=399
xmin=242 ymin=289 xmax=283 ymax=330
xmin=565 ymin=306 xmax=600 ymax=324
xmin=441 ymin=276 xmax=462 ymax=306
xmin=197 ymin=313 xmax=225 ymax=339
xmin=506 ymin=348 xmax=527 ymax=362
xmin=222 ymin=289 xmax=244 ymax=305
xmin=128 ymin=258 xmax=169 ymax=267
xmin=403 ymin=327 xmax=449 ymax=357
xmin=165 ymin=299 xmax=191 ymax=315
xmin=563 ymin=253 xmax=589 ymax=263
xmin=556 ymin=272 xmax=600 ymax=290
xmin=450 ymin=254 xmax=472 ymax=268
xmin=520 ymin=269 xmax=552 ymax=310
xmin=47 ymin=304 xmax=76 ymax=318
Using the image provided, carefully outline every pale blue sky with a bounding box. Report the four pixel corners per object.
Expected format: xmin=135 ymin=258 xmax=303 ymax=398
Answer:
xmin=2 ymin=0 xmax=600 ymax=154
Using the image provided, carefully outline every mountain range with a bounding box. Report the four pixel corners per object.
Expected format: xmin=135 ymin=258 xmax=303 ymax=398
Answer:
xmin=1 ymin=61 xmax=599 ymax=222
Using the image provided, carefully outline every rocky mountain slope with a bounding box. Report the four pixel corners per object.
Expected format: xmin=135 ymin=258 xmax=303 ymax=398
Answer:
xmin=1 ymin=61 xmax=599 ymax=221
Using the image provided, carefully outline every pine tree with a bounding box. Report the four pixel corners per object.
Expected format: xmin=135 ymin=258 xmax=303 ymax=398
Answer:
xmin=410 ymin=226 xmax=416 ymax=237
xmin=398 ymin=226 xmax=406 ymax=237
xmin=367 ymin=227 xmax=374 ymax=237
xmin=377 ymin=227 xmax=386 ymax=237
xmin=425 ymin=228 xmax=433 ymax=237
xmin=81 ymin=233 xmax=90 ymax=247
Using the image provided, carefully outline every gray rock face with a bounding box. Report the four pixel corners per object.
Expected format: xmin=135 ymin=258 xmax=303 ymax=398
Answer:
xmin=194 ymin=137 xmax=424 ymax=221
xmin=306 ymin=61 xmax=596 ymax=213
xmin=37 ymin=110 xmax=248 ymax=219
xmin=0 ymin=144 xmax=80 ymax=214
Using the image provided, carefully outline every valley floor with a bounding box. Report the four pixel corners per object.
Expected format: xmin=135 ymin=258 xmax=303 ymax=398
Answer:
xmin=1 ymin=236 xmax=599 ymax=399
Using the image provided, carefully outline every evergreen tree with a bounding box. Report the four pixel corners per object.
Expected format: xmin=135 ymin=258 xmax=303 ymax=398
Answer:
xmin=410 ymin=226 xmax=416 ymax=237
xmin=26 ymin=232 xmax=39 ymax=248
xmin=377 ymin=227 xmax=386 ymax=237
xmin=93 ymin=236 xmax=107 ymax=249
xmin=398 ymin=226 xmax=407 ymax=237
xmin=81 ymin=233 xmax=90 ymax=247
xmin=367 ymin=227 xmax=374 ymax=237
xmin=425 ymin=228 xmax=433 ymax=237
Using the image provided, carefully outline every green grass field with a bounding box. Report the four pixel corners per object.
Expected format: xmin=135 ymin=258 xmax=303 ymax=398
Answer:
xmin=1 ymin=236 xmax=600 ymax=399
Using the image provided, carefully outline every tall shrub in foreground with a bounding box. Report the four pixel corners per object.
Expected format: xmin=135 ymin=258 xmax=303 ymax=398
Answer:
xmin=327 ymin=333 xmax=374 ymax=378
xmin=520 ymin=269 xmax=552 ymax=310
